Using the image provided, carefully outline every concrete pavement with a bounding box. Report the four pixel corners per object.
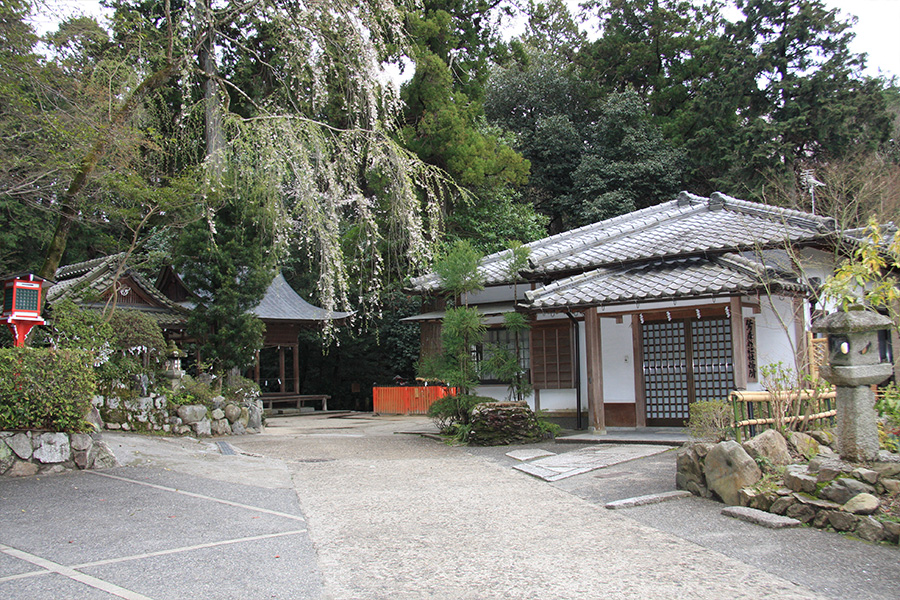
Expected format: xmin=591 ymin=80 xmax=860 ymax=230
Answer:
xmin=1 ymin=414 xmax=897 ymax=599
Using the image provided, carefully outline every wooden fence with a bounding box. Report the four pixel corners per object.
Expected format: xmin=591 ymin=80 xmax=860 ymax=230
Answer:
xmin=730 ymin=388 xmax=836 ymax=443
xmin=373 ymin=385 xmax=456 ymax=415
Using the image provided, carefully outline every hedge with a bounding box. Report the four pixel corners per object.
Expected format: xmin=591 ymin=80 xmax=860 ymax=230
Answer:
xmin=0 ymin=347 xmax=95 ymax=432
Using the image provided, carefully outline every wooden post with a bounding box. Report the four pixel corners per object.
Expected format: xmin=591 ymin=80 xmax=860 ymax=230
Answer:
xmin=292 ymin=343 xmax=300 ymax=394
xmin=254 ymin=350 xmax=260 ymax=384
xmin=633 ymin=315 xmax=646 ymax=427
xmin=730 ymin=296 xmax=748 ymax=390
xmin=278 ymin=346 xmax=286 ymax=393
xmin=793 ymin=297 xmax=809 ymax=376
xmin=584 ymin=307 xmax=605 ymax=433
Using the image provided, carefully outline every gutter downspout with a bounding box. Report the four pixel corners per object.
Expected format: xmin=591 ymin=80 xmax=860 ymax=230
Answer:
xmin=566 ymin=310 xmax=583 ymax=430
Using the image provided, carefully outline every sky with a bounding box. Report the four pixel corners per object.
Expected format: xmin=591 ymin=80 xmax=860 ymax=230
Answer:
xmin=30 ymin=0 xmax=900 ymax=81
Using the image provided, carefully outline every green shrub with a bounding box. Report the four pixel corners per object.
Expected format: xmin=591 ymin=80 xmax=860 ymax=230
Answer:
xmin=0 ymin=347 xmax=95 ymax=432
xmin=168 ymin=375 xmax=217 ymax=407
xmin=427 ymin=394 xmax=488 ymax=432
xmin=688 ymin=399 xmax=734 ymax=442
xmin=536 ymin=416 xmax=562 ymax=439
xmin=223 ymin=374 xmax=261 ymax=403
xmin=45 ymin=299 xmax=167 ymax=396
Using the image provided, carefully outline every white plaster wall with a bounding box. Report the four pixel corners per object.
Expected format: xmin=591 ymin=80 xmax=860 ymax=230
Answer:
xmin=749 ymin=295 xmax=800 ymax=390
xmin=537 ymin=389 xmax=577 ymax=411
xmin=475 ymin=385 xmax=515 ymax=403
xmin=600 ymin=315 xmax=635 ymax=403
xmin=473 ymin=385 xmax=577 ymax=412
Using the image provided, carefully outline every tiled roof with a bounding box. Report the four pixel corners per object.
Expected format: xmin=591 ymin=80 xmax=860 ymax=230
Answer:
xmin=409 ymin=192 xmax=839 ymax=298
xmin=523 ymin=252 xmax=808 ymax=311
xmin=251 ymin=273 xmax=353 ymax=322
xmin=49 ymin=254 xmax=190 ymax=326
xmin=526 ymin=192 xmax=836 ymax=277
xmin=49 ymin=258 xmax=352 ymax=326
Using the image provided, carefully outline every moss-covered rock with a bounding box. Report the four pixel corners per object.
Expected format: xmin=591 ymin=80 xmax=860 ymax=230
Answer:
xmin=467 ymin=401 xmax=543 ymax=446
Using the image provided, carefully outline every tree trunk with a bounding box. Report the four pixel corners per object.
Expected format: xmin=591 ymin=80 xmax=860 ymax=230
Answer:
xmin=38 ymin=61 xmax=182 ymax=281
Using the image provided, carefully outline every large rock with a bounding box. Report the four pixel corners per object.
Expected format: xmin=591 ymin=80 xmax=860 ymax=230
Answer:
xmin=807 ymin=456 xmax=853 ymax=482
xmin=882 ymin=479 xmax=900 ymax=494
xmin=73 ymin=450 xmax=91 ymax=469
xmin=843 ymin=493 xmax=880 ymax=515
xmin=769 ymin=496 xmax=796 ymax=515
xmin=787 ymin=431 xmax=820 ymax=459
xmin=210 ymin=408 xmax=225 ymax=421
xmin=883 ymin=521 xmax=900 ymax=544
xmin=742 ymin=429 xmax=792 ymax=465
xmin=737 ymin=487 xmax=775 ymax=511
xmin=224 ymin=403 xmax=242 ymax=423
xmin=177 ymin=404 xmax=208 ymax=424
xmin=7 ymin=433 xmax=32 ymax=460
xmin=88 ymin=440 xmax=119 ymax=469
xmin=783 ymin=465 xmax=818 ymax=494
xmin=820 ymin=478 xmax=876 ymax=505
xmin=85 ymin=407 xmax=104 ymax=431
xmin=247 ymin=403 xmax=263 ymax=430
xmin=70 ymin=433 xmax=94 ymax=452
xmin=785 ymin=503 xmax=816 ymax=523
xmin=851 ymin=467 xmax=879 ymax=485
xmin=192 ymin=419 xmax=212 ymax=437
xmin=124 ymin=397 xmax=154 ymax=414
xmin=32 ymin=433 xmax=70 ymax=464
xmin=807 ymin=429 xmax=835 ymax=446
xmin=211 ymin=419 xmax=232 ymax=436
xmin=704 ymin=441 xmax=762 ymax=506
xmin=675 ymin=443 xmax=714 ymax=497
xmin=0 ymin=439 xmax=17 ymax=473
xmin=467 ymin=402 xmax=543 ymax=446
xmin=827 ymin=510 xmax=859 ymax=532
xmin=7 ymin=461 xmax=38 ymax=477
xmin=855 ymin=516 xmax=885 ymax=542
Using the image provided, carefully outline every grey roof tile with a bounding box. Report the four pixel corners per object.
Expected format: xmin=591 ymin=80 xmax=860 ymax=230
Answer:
xmin=523 ymin=253 xmax=807 ymax=311
xmin=409 ymin=192 xmax=838 ymax=294
xmin=251 ymin=274 xmax=353 ymax=322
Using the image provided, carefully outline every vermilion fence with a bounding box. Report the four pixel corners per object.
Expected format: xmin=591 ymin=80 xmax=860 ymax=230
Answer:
xmin=373 ymin=386 xmax=456 ymax=415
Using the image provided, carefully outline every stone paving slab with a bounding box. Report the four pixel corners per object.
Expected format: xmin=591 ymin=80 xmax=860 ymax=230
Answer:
xmin=505 ymin=448 xmax=556 ymax=461
xmin=722 ymin=506 xmax=802 ymax=529
xmin=605 ymin=490 xmax=692 ymax=510
xmin=513 ymin=444 xmax=674 ymax=481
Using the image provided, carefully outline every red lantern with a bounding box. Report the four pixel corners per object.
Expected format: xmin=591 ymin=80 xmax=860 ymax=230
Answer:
xmin=2 ymin=273 xmax=51 ymax=347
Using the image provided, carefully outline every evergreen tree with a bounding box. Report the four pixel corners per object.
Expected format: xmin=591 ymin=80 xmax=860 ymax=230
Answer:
xmin=174 ymin=190 xmax=278 ymax=375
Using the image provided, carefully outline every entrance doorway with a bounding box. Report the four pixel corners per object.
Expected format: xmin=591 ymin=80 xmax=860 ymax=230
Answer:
xmin=641 ymin=317 xmax=735 ymax=426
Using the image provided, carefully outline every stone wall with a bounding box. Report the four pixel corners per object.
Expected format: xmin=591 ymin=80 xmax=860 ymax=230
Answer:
xmin=95 ymin=393 xmax=263 ymax=437
xmin=0 ymin=431 xmax=117 ymax=477
xmin=676 ymin=431 xmax=900 ymax=545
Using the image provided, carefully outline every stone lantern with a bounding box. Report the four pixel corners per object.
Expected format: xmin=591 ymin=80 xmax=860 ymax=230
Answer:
xmin=813 ymin=308 xmax=893 ymax=461
xmin=164 ymin=340 xmax=186 ymax=386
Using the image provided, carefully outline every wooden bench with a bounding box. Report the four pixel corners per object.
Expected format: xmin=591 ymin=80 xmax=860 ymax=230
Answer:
xmin=262 ymin=393 xmax=329 ymax=414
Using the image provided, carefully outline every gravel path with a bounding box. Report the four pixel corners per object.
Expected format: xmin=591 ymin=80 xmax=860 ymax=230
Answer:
xmin=232 ymin=415 xmax=825 ymax=600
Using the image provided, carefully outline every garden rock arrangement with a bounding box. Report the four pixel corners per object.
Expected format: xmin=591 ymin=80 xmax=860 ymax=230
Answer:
xmin=467 ymin=401 xmax=544 ymax=446
xmin=95 ymin=393 xmax=263 ymax=438
xmin=677 ymin=431 xmax=900 ymax=545
xmin=0 ymin=431 xmax=118 ymax=477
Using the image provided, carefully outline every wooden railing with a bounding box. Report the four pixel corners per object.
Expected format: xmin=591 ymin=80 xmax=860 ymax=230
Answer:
xmin=730 ymin=388 xmax=836 ymax=443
